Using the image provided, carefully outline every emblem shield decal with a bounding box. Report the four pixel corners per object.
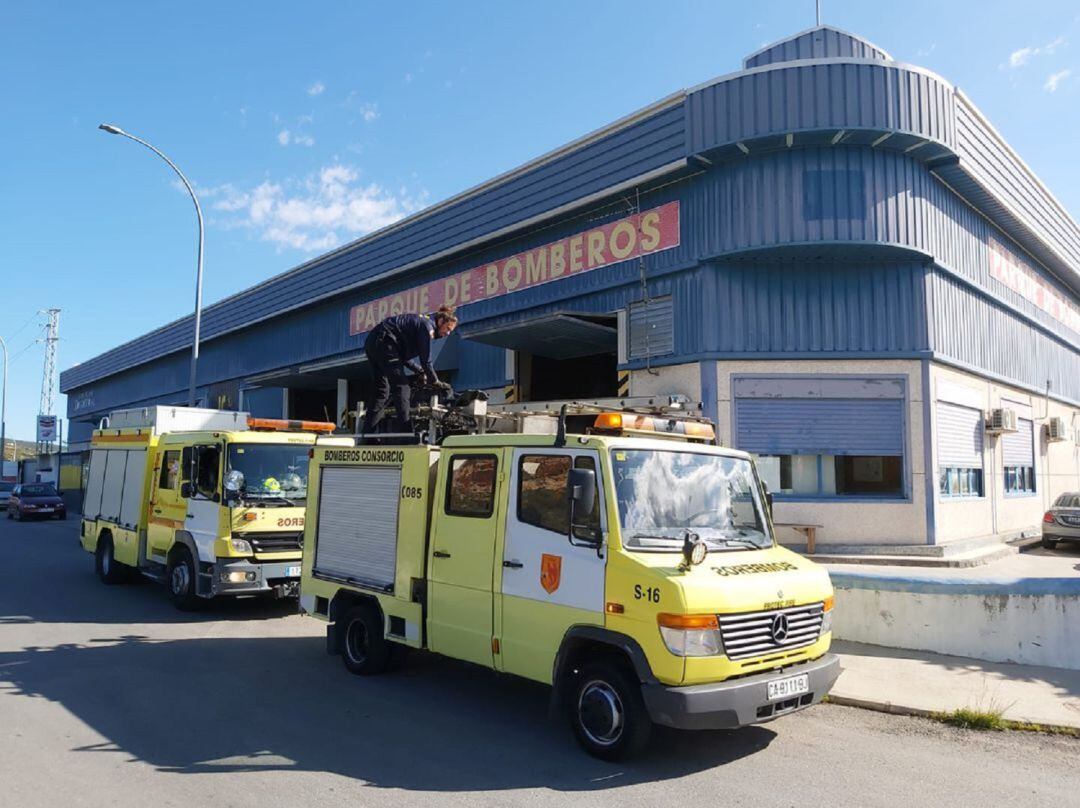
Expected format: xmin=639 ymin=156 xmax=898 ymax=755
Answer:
xmin=540 ymin=554 xmax=562 ymax=594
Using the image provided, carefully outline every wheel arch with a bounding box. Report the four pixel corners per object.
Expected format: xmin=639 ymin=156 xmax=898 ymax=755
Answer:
xmin=327 ymin=590 xmax=385 ymax=655
xmin=550 ymin=625 xmax=657 ymax=713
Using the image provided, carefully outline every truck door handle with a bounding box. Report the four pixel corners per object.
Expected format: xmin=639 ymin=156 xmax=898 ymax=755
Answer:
xmin=433 ymin=550 xmax=451 ymax=559
xmin=186 ymin=513 xmax=194 ymax=518
xmin=503 ymin=560 xmax=523 ymax=569
xmin=153 ymin=508 xmax=162 ymax=514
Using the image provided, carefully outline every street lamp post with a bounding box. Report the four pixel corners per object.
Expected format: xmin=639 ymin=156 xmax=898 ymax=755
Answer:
xmin=0 ymin=335 xmax=7 ymax=476
xmin=99 ymin=124 xmax=204 ymax=407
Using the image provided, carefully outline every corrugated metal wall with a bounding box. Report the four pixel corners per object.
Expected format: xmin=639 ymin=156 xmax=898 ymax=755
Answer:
xmin=954 ymin=95 xmax=1080 ymax=270
xmin=689 ymin=62 xmax=955 ymax=155
xmin=744 ymin=27 xmax=892 ymax=68
xmin=929 ymin=269 xmax=1080 ymax=402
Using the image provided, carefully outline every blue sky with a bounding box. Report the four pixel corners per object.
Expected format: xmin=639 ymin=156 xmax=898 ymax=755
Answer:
xmin=2 ymin=0 xmax=1078 ymax=441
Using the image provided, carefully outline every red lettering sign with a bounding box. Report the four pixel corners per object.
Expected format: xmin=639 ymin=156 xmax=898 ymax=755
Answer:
xmin=349 ymin=201 xmax=680 ymax=335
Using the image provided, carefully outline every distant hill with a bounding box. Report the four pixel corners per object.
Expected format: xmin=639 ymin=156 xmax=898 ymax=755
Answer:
xmin=3 ymin=439 xmax=46 ymax=462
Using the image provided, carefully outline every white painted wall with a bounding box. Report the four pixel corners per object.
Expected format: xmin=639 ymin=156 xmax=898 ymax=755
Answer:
xmin=833 ymin=578 xmax=1080 ymax=670
xmin=715 ymin=359 xmax=927 ymax=547
xmin=930 ymin=363 xmax=1080 ymax=544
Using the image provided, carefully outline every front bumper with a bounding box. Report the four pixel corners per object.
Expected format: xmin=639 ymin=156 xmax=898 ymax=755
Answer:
xmin=202 ymin=558 xmax=302 ymax=598
xmin=642 ymin=653 xmax=841 ymax=731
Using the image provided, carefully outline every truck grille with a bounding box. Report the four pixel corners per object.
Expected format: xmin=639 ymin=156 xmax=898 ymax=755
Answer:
xmin=718 ymin=603 xmax=825 ymax=661
xmin=241 ymin=532 xmax=303 ymax=553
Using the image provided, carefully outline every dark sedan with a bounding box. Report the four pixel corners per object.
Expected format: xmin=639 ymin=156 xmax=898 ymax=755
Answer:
xmin=6 ymin=483 xmax=67 ymax=521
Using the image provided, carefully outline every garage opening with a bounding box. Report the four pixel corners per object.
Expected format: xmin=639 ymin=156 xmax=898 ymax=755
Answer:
xmin=464 ymin=312 xmax=620 ymax=402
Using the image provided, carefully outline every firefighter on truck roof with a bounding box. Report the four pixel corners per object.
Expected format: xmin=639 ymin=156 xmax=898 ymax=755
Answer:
xmin=362 ymin=304 xmax=458 ymax=435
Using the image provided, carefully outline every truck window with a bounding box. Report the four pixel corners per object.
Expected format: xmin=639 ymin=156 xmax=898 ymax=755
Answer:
xmin=518 ymin=455 xmax=600 ymax=537
xmin=158 ymin=450 xmax=181 ymax=490
xmin=445 ymin=455 xmax=497 ymax=517
xmin=192 ymin=445 xmax=221 ymax=499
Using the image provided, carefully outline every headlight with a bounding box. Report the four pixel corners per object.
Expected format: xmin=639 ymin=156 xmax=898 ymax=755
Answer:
xmin=820 ymin=595 xmax=834 ymax=636
xmin=657 ymin=613 xmax=723 ymax=657
xmin=230 ymin=538 xmax=253 ymax=555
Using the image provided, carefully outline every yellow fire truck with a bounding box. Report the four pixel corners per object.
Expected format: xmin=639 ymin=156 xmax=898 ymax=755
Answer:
xmin=80 ymin=406 xmax=343 ymax=609
xmin=300 ymin=398 xmax=838 ymax=759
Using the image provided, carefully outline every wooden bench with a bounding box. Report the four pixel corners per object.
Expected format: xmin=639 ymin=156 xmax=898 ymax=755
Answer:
xmin=773 ymin=522 xmax=824 ymax=555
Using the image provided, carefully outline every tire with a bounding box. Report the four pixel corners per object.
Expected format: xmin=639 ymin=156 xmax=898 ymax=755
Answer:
xmin=95 ymin=535 xmax=128 ymax=584
xmin=167 ymin=547 xmax=201 ymax=611
xmin=57 ymin=512 xmax=67 ymax=520
xmin=14 ymin=508 xmax=22 ymax=522
xmin=568 ymin=661 xmax=652 ymax=761
xmin=340 ymin=604 xmax=392 ymax=676
xmin=1042 ymin=536 xmax=1059 ymax=550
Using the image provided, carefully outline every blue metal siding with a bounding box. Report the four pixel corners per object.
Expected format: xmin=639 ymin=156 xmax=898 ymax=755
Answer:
xmin=688 ymin=62 xmax=955 ymax=155
xmin=61 ymin=103 xmax=688 ymax=392
xmin=953 ymin=97 xmax=1080 ymax=271
xmin=452 ymin=340 xmax=508 ymax=390
xmin=929 ymin=269 xmax=1080 ymax=403
xmin=744 ymin=27 xmax=892 ymax=68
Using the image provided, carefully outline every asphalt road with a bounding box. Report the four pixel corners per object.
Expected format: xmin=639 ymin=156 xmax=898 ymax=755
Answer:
xmin=2 ymin=516 xmax=1078 ymax=808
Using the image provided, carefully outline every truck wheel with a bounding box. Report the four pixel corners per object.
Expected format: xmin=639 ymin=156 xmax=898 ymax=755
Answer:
xmin=1042 ymin=537 xmax=1059 ymax=550
xmin=95 ymin=535 xmax=128 ymax=584
xmin=568 ymin=662 xmax=652 ymax=761
xmin=340 ymin=605 xmax=392 ymax=676
xmin=167 ymin=548 xmax=201 ymax=611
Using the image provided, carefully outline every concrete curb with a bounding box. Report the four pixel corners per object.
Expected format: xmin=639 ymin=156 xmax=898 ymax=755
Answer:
xmin=824 ymin=695 xmax=1080 ymax=735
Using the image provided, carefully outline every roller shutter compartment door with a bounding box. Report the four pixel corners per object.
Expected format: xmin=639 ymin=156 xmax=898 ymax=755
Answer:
xmin=1002 ymin=418 xmax=1035 ymax=467
xmin=937 ymin=403 xmax=983 ymax=468
xmin=735 ymin=398 xmax=905 ymax=456
xmin=83 ymin=450 xmax=108 ymax=520
xmin=313 ymin=466 xmax=402 ymax=591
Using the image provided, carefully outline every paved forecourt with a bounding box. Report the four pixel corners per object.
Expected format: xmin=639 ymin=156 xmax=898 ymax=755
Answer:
xmin=1 ymin=516 xmax=1077 ymax=808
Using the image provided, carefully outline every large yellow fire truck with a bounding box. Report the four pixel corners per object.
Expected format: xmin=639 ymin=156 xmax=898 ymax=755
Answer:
xmin=80 ymin=406 xmax=344 ymax=609
xmin=300 ymin=396 xmax=838 ymax=759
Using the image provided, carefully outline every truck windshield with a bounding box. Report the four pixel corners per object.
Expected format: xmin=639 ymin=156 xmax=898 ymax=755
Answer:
xmin=227 ymin=444 xmax=310 ymax=503
xmin=610 ymin=449 xmax=771 ymax=552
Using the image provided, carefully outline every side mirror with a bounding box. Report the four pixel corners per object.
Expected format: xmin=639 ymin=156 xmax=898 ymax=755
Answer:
xmin=180 ymin=482 xmax=192 ymax=499
xmin=568 ymin=467 xmax=599 ymax=545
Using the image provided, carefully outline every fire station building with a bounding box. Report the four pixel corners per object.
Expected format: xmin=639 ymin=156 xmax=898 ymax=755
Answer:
xmin=61 ymin=26 xmax=1080 ymax=551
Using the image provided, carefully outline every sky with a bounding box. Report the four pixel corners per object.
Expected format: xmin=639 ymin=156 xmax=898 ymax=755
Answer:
xmin=1 ymin=0 xmax=1078 ymax=441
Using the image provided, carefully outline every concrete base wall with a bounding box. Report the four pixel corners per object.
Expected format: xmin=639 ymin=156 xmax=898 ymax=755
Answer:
xmin=832 ymin=573 xmax=1080 ymax=670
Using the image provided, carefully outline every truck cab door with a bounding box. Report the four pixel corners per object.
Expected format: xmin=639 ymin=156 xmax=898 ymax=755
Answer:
xmin=147 ymin=448 xmax=183 ymax=562
xmin=183 ymin=444 xmax=224 ymax=563
xmin=427 ymin=449 xmax=502 ymax=669
xmin=497 ymin=448 xmax=606 ymax=682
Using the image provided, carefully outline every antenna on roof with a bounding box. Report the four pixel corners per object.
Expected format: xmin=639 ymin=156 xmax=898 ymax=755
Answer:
xmin=815 ymin=0 xmax=822 ymax=26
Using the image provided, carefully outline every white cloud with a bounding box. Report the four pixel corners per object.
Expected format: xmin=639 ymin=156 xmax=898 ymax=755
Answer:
xmin=307 ymin=81 xmax=325 ymax=96
xmin=206 ymin=164 xmax=427 ymax=252
xmin=359 ymin=102 xmax=379 ymax=122
xmin=278 ymin=129 xmax=314 ymax=147
xmin=1007 ymin=36 xmax=1066 ymax=68
xmin=404 ymin=72 xmax=412 ymax=83
xmin=1045 ymin=68 xmax=1071 ymax=92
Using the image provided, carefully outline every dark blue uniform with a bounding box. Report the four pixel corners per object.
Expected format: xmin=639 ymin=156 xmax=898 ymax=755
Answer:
xmin=362 ymin=313 xmax=436 ymax=433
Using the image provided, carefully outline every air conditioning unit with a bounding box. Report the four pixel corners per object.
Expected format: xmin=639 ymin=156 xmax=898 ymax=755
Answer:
xmin=1046 ymin=416 xmax=1068 ymax=443
xmin=986 ymin=408 xmax=1018 ymax=434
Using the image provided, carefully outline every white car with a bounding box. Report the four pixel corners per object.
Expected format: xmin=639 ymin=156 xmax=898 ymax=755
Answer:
xmin=0 ymin=481 xmax=14 ymax=508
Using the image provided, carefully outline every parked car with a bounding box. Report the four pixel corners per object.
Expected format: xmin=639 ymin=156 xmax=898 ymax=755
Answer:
xmin=6 ymin=483 xmax=67 ymax=521
xmin=1042 ymin=492 xmax=1080 ymax=549
xmin=0 ymin=481 xmax=13 ymax=508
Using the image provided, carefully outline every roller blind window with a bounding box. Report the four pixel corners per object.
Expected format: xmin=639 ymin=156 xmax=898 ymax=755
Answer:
xmin=937 ymin=403 xmax=984 ymax=498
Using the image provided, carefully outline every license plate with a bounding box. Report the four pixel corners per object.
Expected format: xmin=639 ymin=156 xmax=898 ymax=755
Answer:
xmin=284 ymin=565 xmax=302 ymax=577
xmin=39 ymin=508 xmax=53 ymax=513
xmin=767 ymin=674 xmax=809 ymax=701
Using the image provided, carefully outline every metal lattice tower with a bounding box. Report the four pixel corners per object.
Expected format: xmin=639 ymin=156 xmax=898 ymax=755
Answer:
xmin=38 ymin=309 xmax=61 ymax=452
